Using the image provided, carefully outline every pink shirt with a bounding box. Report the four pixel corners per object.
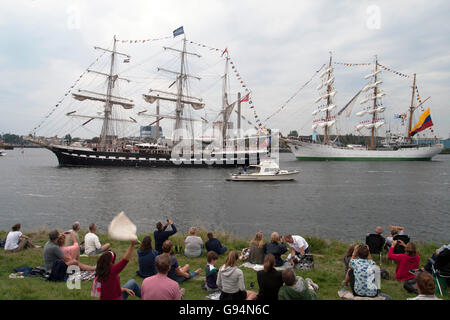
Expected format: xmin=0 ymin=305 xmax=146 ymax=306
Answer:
xmin=62 ymin=243 xmax=79 ymax=260
xmin=141 ymin=274 xmax=181 ymax=300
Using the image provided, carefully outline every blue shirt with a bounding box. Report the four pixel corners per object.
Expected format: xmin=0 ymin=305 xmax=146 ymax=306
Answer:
xmin=205 ymin=238 xmax=223 ymax=254
xmin=137 ymin=249 xmax=158 ymax=278
xmin=154 ymin=224 xmax=177 ymax=254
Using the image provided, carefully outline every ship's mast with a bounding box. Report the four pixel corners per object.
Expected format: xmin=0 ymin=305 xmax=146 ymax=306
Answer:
xmin=222 ymin=53 xmax=230 ymax=141
xmin=99 ymin=36 xmax=118 ymax=150
xmin=323 ymin=53 xmax=333 ymax=145
xmin=174 ymin=36 xmax=187 ymax=141
xmin=369 ymin=55 xmax=379 ymax=150
xmin=407 ymin=73 xmax=417 ymax=142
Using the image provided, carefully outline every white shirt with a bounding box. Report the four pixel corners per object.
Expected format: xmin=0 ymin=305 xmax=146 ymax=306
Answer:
xmin=288 ymin=235 xmax=309 ymax=253
xmin=84 ymin=232 xmax=101 ymax=255
xmin=5 ymin=231 xmax=22 ymax=251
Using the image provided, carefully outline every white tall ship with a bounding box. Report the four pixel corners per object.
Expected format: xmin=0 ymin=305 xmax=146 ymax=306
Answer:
xmin=286 ymin=54 xmax=442 ymax=161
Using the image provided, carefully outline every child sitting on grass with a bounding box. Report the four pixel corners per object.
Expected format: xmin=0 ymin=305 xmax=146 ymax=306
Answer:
xmin=205 ymin=251 xmax=220 ymax=292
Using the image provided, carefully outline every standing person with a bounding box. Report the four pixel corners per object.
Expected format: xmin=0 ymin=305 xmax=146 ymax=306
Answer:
xmin=158 ymin=240 xmax=201 ymax=283
xmin=4 ymin=224 xmax=36 ymax=252
xmin=248 ymin=232 xmax=265 ymax=264
xmin=43 ymin=230 xmax=79 ymax=272
xmin=205 ymin=232 xmax=227 ymax=255
xmin=283 ymin=234 xmax=309 ymax=264
xmin=64 ymin=221 xmax=84 ymax=254
xmin=407 ymin=271 xmax=442 ymax=300
xmin=278 ymin=269 xmax=317 ymax=300
xmin=137 ymin=236 xmax=158 ymax=278
xmin=154 ymin=219 xmax=177 ymax=254
xmin=216 ymin=250 xmax=258 ymax=300
xmin=263 ymin=232 xmax=287 ymax=267
xmin=184 ymin=227 xmax=204 ymax=258
xmin=95 ymin=240 xmax=141 ymax=300
xmin=84 ymin=223 xmax=110 ymax=256
xmin=205 ymin=251 xmax=220 ymax=292
xmin=256 ymin=254 xmax=283 ymax=301
xmin=141 ymin=254 xmax=182 ymax=300
xmin=388 ymin=240 xmax=420 ymax=292
xmin=343 ymin=245 xmax=378 ymax=298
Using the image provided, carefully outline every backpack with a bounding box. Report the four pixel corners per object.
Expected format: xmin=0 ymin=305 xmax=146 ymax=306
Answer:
xmin=294 ymin=254 xmax=314 ymax=270
xmin=48 ymin=260 xmax=68 ymax=282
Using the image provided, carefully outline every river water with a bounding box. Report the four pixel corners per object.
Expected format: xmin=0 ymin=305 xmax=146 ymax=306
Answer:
xmin=0 ymin=148 xmax=448 ymax=243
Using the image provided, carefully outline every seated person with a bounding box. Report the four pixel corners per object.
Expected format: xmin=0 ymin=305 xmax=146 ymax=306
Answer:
xmin=263 ymin=232 xmax=287 ymax=267
xmin=342 ymin=244 xmax=378 ymax=297
xmin=283 ymin=234 xmax=309 ymax=264
xmin=154 ymin=219 xmax=177 ymax=254
xmin=278 ymin=269 xmax=317 ymax=300
xmin=84 ymin=223 xmax=110 ymax=256
xmin=388 ymin=240 xmax=420 ymax=281
xmin=205 ymin=232 xmax=227 ymax=255
xmin=64 ymin=221 xmax=84 ymax=254
xmin=43 ymin=230 xmax=79 ymax=272
xmin=217 ymin=250 xmax=257 ymax=300
xmin=137 ymin=236 xmax=158 ymax=278
xmin=4 ymin=223 xmax=36 ymax=252
xmin=256 ymin=254 xmax=283 ymax=300
xmin=57 ymin=232 xmax=95 ymax=271
xmin=385 ymin=225 xmax=404 ymax=249
xmin=343 ymin=245 xmax=356 ymax=278
xmin=158 ymin=240 xmax=201 ymax=283
xmin=248 ymin=232 xmax=265 ymax=264
xmin=205 ymin=251 xmax=220 ymax=292
xmin=95 ymin=241 xmax=140 ymax=300
xmin=141 ymin=254 xmax=182 ymax=300
xmin=407 ymin=271 xmax=441 ymax=300
xmin=184 ymin=227 xmax=204 ymax=258
xmin=424 ymin=243 xmax=450 ymax=274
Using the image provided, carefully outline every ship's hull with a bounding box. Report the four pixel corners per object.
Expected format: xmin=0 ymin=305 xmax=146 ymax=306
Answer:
xmin=287 ymin=140 xmax=443 ymax=161
xmin=47 ymin=145 xmax=267 ymax=167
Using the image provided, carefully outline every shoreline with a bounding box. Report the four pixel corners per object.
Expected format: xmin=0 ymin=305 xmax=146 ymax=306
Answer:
xmin=0 ymin=228 xmax=447 ymax=300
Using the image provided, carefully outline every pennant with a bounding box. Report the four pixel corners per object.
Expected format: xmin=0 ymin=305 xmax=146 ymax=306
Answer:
xmin=239 ymin=93 xmax=250 ymax=103
xmin=221 ymin=48 xmax=228 ymax=57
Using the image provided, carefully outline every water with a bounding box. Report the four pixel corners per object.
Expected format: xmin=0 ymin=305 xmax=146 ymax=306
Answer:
xmin=0 ymin=148 xmax=449 ymax=243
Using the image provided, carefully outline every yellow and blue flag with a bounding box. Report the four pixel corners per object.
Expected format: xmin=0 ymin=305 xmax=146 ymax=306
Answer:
xmin=410 ymin=108 xmax=433 ymax=136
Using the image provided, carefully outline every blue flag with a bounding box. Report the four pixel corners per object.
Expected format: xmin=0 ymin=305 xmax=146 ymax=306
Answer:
xmin=173 ymin=26 xmax=184 ymax=37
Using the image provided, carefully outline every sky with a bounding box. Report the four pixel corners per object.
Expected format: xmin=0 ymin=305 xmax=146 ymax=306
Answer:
xmin=0 ymin=0 xmax=449 ymax=139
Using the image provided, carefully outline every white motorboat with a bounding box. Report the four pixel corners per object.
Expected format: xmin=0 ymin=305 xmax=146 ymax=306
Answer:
xmin=227 ymin=160 xmax=299 ymax=181
xmin=0 ymin=151 xmax=6 ymax=156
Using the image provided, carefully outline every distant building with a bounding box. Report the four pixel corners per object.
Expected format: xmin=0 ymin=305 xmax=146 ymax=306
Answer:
xmin=140 ymin=126 xmax=164 ymax=139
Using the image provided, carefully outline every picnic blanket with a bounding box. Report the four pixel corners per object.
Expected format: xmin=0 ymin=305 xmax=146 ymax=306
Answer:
xmin=338 ymin=288 xmax=390 ymax=300
xmin=241 ymin=261 xmax=294 ymax=271
xmin=67 ymin=270 xmax=96 ymax=282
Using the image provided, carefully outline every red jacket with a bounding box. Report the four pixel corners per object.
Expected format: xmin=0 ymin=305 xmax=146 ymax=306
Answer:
xmin=100 ymin=258 xmax=128 ymax=300
xmin=388 ymin=247 xmax=419 ymax=281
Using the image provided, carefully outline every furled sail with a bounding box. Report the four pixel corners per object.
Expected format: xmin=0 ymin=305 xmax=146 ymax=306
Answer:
xmin=143 ymin=94 xmax=205 ymax=110
xmin=72 ymin=92 xmax=134 ymax=109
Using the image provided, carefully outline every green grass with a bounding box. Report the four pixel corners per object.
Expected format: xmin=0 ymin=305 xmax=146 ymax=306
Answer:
xmin=0 ymin=229 xmax=448 ymax=300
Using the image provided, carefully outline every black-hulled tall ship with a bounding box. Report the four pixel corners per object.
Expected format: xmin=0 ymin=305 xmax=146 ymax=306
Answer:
xmin=28 ymin=32 xmax=269 ymax=167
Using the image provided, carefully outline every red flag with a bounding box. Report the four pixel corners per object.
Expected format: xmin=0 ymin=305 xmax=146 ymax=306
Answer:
xmin=221 ymin=48 xmax=228 ymax=57
xmin=239 ymin=93 xmax=250 ymax=103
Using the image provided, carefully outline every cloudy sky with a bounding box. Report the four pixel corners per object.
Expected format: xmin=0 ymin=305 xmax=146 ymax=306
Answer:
xmin=1 ymin=0 xmax=449 ymax=139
